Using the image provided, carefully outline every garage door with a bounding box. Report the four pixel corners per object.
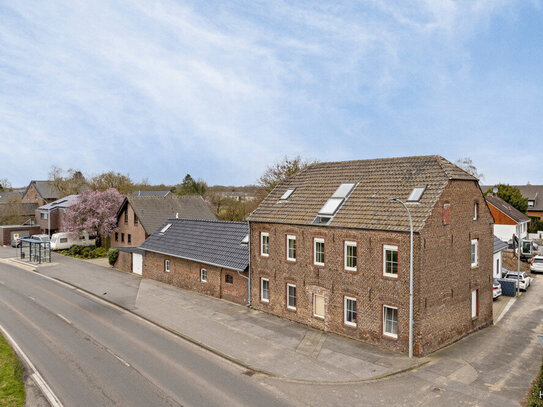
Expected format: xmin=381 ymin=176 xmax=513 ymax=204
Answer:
xmin=132 ymin=253 xmax=142 ymax=276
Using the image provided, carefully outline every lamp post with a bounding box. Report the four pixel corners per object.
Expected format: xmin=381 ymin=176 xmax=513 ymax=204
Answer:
xmin=388 ymin=197 xmax=414 ymax=358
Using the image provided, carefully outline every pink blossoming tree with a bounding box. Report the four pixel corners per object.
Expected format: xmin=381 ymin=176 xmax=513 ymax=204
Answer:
xmin=62 ymin=188 xmax=124 ymax=246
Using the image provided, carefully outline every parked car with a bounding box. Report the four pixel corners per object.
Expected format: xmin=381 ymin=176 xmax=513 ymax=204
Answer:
xmin=50 ymin=232 xmax=95 ymax=251
xmin=493 ymin=279 xmax=502 ymax=299
xmin=531 ymin=256 xmax=543 ymax=273
xmin=31 ymin=234 xmax=50 ymax=242
xmin=503 ymin=271 xmax=532 ymax=291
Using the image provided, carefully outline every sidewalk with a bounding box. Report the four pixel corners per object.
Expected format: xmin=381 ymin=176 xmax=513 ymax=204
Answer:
xmin=9 ymin=251 xmax=426 ymax=383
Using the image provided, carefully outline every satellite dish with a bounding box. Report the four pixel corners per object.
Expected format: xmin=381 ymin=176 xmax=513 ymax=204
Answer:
xmin=492 ymin=187 xmax=498 ymax=194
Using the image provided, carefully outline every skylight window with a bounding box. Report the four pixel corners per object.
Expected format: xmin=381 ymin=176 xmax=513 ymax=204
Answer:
xmin=241 ymin=234 xmax=249 ymax=244
xmin=317 ymin=183 xmax=357 ymax=216
xmin=318 ymin=198 xmax=344 ymax=215
xmin=331 ymin=183 xmax=356 ymax=198
xmin=407 ymin=186 xmax=426 ymax=202
xmin=280 ymin=188 xmax=295 ymax=200
xmin=160 ymin=223 xmax=172 ymax=233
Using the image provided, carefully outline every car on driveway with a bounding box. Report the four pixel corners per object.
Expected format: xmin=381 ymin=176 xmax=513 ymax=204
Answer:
xmin=531 ymin=256 xmax=543 ymax=273
xmin=31 ymin=234 xmax=50 ymax=242
xmin=503 ymin=271 xmax=532 ymax=291
xmin=493 ymin=279 xmax=502 ymax=299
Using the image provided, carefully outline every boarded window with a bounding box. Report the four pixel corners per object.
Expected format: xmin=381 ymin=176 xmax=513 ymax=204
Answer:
xmin=443 ymin=203 xmax=451 ymax=225
xmin=313 ymin=294 xmax=325 ymax=318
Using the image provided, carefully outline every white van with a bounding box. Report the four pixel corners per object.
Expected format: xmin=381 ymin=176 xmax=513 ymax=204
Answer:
xmin=50 ymin=232 xmax=96 ymax=251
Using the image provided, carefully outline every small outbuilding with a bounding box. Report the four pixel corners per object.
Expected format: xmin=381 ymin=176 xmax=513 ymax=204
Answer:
xmin=493 ymin=236 xmax=508 ymax=278
xmin=140 ymin=218 xmax=250 ymax=305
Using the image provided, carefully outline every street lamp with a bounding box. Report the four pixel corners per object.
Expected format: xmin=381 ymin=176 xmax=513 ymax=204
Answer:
xmin=387 ymin=197 xmax=414 ymax=358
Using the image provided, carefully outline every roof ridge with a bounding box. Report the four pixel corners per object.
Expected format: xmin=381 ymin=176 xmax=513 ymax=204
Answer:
xmin=166 ymin=218 xmax=246 ymax=225
xmin=310 ymin=155 xmax=439 ymax=167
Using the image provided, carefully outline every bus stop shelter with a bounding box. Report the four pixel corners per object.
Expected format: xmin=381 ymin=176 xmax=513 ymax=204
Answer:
xmin=19 ymin=238 xmax=51 ymax=264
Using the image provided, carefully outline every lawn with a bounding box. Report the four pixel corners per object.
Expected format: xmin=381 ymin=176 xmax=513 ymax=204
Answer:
xmin=0 ymin=332 xmax=25 ymax=407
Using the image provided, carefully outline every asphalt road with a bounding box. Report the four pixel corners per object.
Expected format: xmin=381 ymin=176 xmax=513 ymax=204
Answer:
xmin=0 ymin=261 xmax=290 ymax=407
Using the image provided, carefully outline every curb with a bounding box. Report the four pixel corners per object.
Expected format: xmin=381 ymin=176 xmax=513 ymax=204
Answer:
xmin=17 ymin=262 xmax=427 ymax=385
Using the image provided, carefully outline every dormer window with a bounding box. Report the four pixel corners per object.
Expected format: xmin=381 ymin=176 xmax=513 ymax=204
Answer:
xmin=407 ymin=186 xmax=426 ymax=202
xmin=241 ymin=234 xmax=249 ymax=245
xmin=279 ymin=188 xmax=295 ymax=200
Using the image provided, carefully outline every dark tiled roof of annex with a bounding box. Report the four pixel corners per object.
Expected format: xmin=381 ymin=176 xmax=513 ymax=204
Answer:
xmin=248 ymin=155 xmax=478 ymax=233
xmin=141 ymin=219 xmax=249 ymax=272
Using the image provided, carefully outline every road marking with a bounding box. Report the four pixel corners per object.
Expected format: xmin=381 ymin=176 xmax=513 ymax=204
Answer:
xmin=56 ymin=313 xmax=71 ymax=325
xmin=0 ymin=324 xmax=63 ymax=407
xmin=28 ymin=296 xmax=36 ymax=301
xmin=495 ymin=297 xmax=516 ymax=324
xmin=106 ymin=348 xmax=131 ymax=367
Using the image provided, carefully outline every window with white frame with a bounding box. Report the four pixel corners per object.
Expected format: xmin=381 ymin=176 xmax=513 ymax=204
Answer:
xmin=200 ymin=268 xmax=207 ymax=282
xmin=473 ymin=202 xmax=478 ymax=220
xmin=314 ymin=238 xmax=324 ymax=266
xmin=287 ymin=284 xmax=296 ymax=310
xmin=383 ymin=305 xmax=398 ymax=338
xmin=471 ymin=289 xmax=478 ymax=318
xmin=344 ymin=241 xmax=357 ymax=271
xmin=344 ymin=297 xmax=357 ymax=327
xmin=471 ymin=239 xmax=478 ymax=267
xmin=383 ymin=245 xmax=398 ymax=277
xmin=313 ymin=294 xmax=325 ymax=318
xmin=164 ymin=260 xmax=170 ymax=273
xmin=287 ymin=235 xmax=296 ymax=261
xmin=261 ymin=278 xmax=269 ymax=302
xmin=260 ymin=232 xmax=269 ymax=257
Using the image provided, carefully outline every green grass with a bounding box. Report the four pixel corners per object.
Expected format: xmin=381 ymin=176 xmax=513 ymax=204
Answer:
xmin=0 ymin=333 xmax=25 ymax=407
xmin=527 ymin=358 xmax=543 ymax=406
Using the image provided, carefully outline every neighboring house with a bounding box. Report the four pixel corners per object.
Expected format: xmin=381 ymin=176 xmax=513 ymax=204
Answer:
xmin=516 ymin=185 xmax=543 ymax=220
xmin=21 ymin=181 xmax=60 ymax=206
xmin=0 ymin=190 xmax=24 ymax=203
xmin=35 ymin=195 xmax=79 ymax=235
xmin=485 ymin=194 xmax=530 ymax=243
xmin=112 ymin=195 xmax=216 ymax=273
xmin=493 ymin=236 xmax=508 ymax=279
xmin=140 ymin=219 xmax=249 ymax=305
xmin=247 ymin=155 xmax=494 ymax=356
xmin=132 ymin=190 xmax=171 ymax=197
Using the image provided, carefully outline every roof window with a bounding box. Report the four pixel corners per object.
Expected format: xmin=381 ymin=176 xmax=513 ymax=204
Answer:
xmin=241 ymin=234 xmax=249 ymax=244
xmin=279 ymin=188 xmax=295 ymax=200
xmin=407 ymin=186 xmax=426 ymax=202
xmin=316 ymin=183 xmax=357 ymax=221
xmin=331 ymin=183 xmax=356 ymax=199
xmin=160 ymin=224 xmax=172 ymax=233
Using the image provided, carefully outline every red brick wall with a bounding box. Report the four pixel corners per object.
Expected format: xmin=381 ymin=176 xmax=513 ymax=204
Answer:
xmin=22 ymin=184 xmax=46 ymax=206
xmin=111 ymin=203 xmax=147 ymax=247
xmin=528 ymin=210 xmax=543 ymax=220
xmin=0 ymin=226 xmax=40 ymax=245
xmin=143 ymin=251 xmax=248 ymax=305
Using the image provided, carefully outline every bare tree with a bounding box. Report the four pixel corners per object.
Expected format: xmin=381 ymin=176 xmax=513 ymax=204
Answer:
xmin=258 ymin=156 xmax=315 ymax=193
xmin=0 ymin=178 xmax=11 ymax=191
xmin=49 ymin=166 xmax=87 ymax=197
xmin=90 ymin=171 xmax=134 ymax=194
xmin=456 ymin=157 xmax=484 ymax=180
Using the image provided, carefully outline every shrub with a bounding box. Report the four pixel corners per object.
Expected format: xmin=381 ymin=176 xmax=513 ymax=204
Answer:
xmin=93 ymin=247 xmax=107 ymax=257
xmin=68 ymin=245 xmax=84 ymax=256
xmin=108 ymin=249 xmax=119 ymax=266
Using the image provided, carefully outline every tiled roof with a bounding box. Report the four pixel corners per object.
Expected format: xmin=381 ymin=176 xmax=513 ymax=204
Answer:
xmin=494 ymin=236 xmax=508 ymax=253
xmin=37 ymin=195 xmax=79 ymax=211
xmin=24 ymin=181 xmax=60 ymax=200
xmin=248 ymin=155 xmax=477 ymax=232
xmin=123 ymin=195 xmax=216 ymax=235
xmin=481 ymin=185 xmax=543 ymax=212
xmin=0 ymin=190 xmax=23 ymax=203
xmin=485 ymin=194 xmax=531 ymax=224
xmin=132 ymin=190 xmax=171 ymax=197
xmin=141 ymin=219 xmax=249 ymax=271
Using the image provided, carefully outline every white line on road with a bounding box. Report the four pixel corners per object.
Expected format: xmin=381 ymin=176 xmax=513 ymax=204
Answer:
xmin=495 ymin=297 xmax=516 ymax=324
xmin=0 ymin=324 xmax=63 ymax=407
xmin=56 ymin=313 xmax=71 ymax=325
xmin=106 ymin=348 xmax=131 ymax=367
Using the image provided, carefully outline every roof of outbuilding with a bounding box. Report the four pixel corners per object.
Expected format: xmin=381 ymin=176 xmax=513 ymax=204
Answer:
xmin=37 ymin=195 xmax=79 ymax=211
xmin=247 ymin=155 xmax=477 ymax=232
xmin=120 ymin=195 xmax=216 ymax=235
xmin=485 ymin=194 xmax=531 ymax=224
xmin=132 ymin=190 xmax=171 ymax=197
xmin=140 ymin=219 xmax=249 ymax=271
xmin=494 ymin=236 xmax=508 ymax=253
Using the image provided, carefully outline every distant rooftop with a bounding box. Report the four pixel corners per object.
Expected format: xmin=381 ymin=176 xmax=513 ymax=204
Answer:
xmin=132 ymin=190 xmax=171 ymax=197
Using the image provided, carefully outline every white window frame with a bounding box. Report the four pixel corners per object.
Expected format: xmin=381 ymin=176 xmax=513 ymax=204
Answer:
xmin=473 ymin=202 xmax=478 ymax=220
xmin=313 ymin=238 xmax=325 ymax=266
xmin=286 ymin=235 xmax=296 ymax=261
xmin=286 ymin=284 xmax=296 ymax=310
xmin=165 ymin=259 xmax=170 ymax=273
xmin=471 ymin=289 xmax=478 ymax=318
xmin=260 ymin=232 xmax=269 ymax=257
xmin=313 ymin=294 xmax=325 ymax=318
xmin=471 ymin=239 xmax=478 ymax=267
xmin=383 ymin=245 xmax=399 ymax=278
xmin=261 ymin=278 xmax=269 ymax=303
xmin=344 ymin=296 xmax=357 ymax=327
xmin=344 ymin=241 xmax=357 ymax=271
xmin=200 ymin=268 xmax=207 ymax=282
xmin=383 ymin=305 xmax=398 ymax=338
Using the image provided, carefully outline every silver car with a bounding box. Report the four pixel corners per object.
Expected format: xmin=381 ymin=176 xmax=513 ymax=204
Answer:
xmin=531 ymin=256 xmax=543 ymax=273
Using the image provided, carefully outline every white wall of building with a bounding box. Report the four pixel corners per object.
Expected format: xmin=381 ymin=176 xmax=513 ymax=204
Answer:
xmin=494 ymin=223 xmax=528 ymax=243
xmin=493 ymin=251 xmax=503 ymax=278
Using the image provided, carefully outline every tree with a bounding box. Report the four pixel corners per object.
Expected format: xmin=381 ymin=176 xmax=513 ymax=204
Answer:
xmin=486 ymin=184 xmax=528 ymax=213
xmin=90 ymin=172 xmax=134 ymax=194
xmin=258 ymin=156 xmax=315 ymax=193
xmin=0 ymin=195 xmax=22 ymax=225
xmin=0 ymin=178 xmax=11 ymax=192
xmin=456 ymin=157 xmax=484 ymax=180
xmin=176 ymin=174 xmax=207 ymax=196
xmin=62 ymin=188 xmax=124 ymax=246
xmin=49 ymin=166 xmax=88 ymax=197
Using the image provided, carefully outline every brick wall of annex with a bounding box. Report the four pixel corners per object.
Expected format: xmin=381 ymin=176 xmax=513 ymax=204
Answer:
xmin=418 ymin=180 xmax=494 ymax=355
xmin=115 ymin=251 xmax=132 ymax=273
xmin=111 ymin=203 xmax=147 ymax=247
xmin=249 ymin=222 xmax=420 ymax=354
xmin=143 ymin=251 xmax=248 ymax=305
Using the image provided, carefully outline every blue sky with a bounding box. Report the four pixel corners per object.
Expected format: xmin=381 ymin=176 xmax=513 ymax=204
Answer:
xmin=1 ymin=0 xmax=542 ymax=187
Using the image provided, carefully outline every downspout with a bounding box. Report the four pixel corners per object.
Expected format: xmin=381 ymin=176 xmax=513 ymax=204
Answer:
xmin=238 ymin=220 xmax=251 ymax=306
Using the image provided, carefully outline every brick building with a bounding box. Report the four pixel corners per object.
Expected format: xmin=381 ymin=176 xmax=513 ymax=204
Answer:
xmin=112 ymin=195 xmax=216 ymax=273
xmin=140 ymin=219 xmax=249 ymax=305
xmin=247 ymin=155 xmax=494 ymax=356
xmin=35 ymin=195 xmax=79 ymax=235
xmin=21 ymin=181 xmax=60 ymax=206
